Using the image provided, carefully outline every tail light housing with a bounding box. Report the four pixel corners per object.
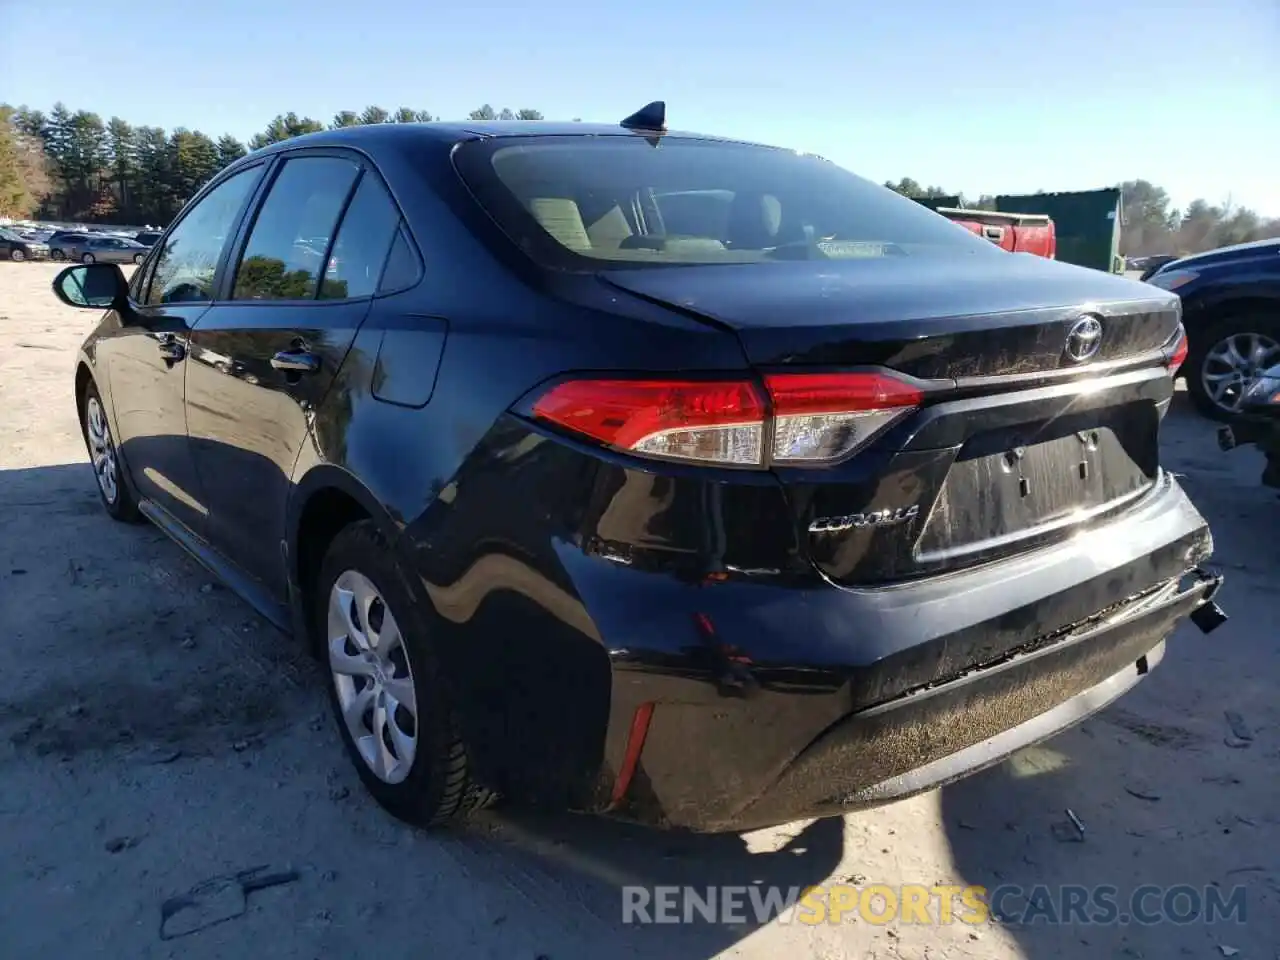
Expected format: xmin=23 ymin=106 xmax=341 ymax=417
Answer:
xmin=530 ymin=371 xmax=923 ymax=467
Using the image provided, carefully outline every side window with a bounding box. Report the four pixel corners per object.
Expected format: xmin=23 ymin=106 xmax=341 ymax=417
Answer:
xmin=231 ymin=156 xmax=360 ymax=301
xmin=318 ymin=172 xmax=401 ymax=300
xmin=378 ymin=226 xmax=421 ymax=294
xmin=146 ymin=165 xmax=263 ymax=306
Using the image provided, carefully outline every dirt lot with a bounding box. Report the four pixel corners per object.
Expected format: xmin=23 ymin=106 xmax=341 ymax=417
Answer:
xmin=1 ymin=260 xmax=1277 ymax=959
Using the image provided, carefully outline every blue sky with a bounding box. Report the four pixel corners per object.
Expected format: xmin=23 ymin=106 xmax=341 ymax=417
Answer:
xmin=2 ymin=0 xmax=1276 ymax=215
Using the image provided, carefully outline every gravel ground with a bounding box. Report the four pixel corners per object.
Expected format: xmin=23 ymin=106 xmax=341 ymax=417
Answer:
xmin=1 ymin=260 xmax=1276 ymax=959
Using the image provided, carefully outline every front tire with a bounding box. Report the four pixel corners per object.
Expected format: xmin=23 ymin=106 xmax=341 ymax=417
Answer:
xmin=316 ymin=521 xmax=493 ymax=827
xmin=79 ymin=381 xmax=142 ymax=523
xmin=1186 ymin=314 xmax=1280 ymax=420
xmin=51 ymin=249 xmax=65 ymax=261
xmin=133 ymin=253 xmax=145 ymax=264
xmin=10 ymin=249 xmax=25 ymax=263
xmin=81 ymin=253 xmax=96 ymax=264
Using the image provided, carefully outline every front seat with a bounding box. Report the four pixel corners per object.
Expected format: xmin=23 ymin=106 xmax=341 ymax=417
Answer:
xmin=724 ymin=192 xmax=783 ymax=249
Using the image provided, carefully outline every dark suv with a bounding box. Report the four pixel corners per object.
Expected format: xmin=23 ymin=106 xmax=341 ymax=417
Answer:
xmin=1143 ymin=238 xmax=1280 ymax=419
xmin=52 ymin=109 xmax=1225 ymax=832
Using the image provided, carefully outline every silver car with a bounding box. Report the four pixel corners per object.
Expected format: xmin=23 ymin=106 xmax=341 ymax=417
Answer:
xmin=59 ymin=234 xmax=150 ymax=265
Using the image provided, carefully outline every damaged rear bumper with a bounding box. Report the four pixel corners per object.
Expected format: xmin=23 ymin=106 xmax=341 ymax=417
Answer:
xmin=593 ymin=475 xmax=1222 ymax=833
xmin=728 ymin=567 xmax=1222 ymax=831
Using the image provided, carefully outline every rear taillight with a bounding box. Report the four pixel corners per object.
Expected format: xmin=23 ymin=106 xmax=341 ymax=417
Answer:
xmin=531 ymin=379 xmax=765 ymax=466
xmin=1165 ymin=326 xmax=1189 ymax=377
xmin=765 ymin=372 xmax=922 ymax=463
xmin=530 ymin=371 xmax=922 ymax=467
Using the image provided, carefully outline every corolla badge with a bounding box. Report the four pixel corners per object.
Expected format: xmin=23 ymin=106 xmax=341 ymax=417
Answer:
xmin=1064 ymin=315 xmax=1104 ymax=363
xmin=809 ymin=504 xmax=920 ymax=534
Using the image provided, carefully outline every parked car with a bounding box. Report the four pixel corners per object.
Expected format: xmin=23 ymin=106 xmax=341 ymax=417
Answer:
xmin=46 ymin=231 xmax=92 ymax=260
xmin=52 ymin=234 xmax=149 ymax=265
xmin=0 ymin=226 xmax=51 ymax=262
xmin=52 ymin=106 xmax=1226 ymax=833
xmin=133 ymin=231 xmax=164 ymax=248
xmin=1138 ymin=254 xmax=1181 ymax=282
xmin=1143 ymin=238 xmax=1280 ymax=419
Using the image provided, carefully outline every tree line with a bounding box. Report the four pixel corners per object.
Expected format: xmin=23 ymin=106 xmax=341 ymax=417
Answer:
xmin=0 ymin=102 xmax=545 ymax=226
xmin=3 ymin=104 xmax=1277 ymax=259
xmin=883 ymin=177 xmax=1280 ymax=258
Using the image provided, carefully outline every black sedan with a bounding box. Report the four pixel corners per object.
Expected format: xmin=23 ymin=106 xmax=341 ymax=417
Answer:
xmin=51 ymin=104 xmax=1224 ymax=832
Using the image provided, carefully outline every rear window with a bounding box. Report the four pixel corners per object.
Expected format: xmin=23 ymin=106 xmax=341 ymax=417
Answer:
xmin=453 ymin=136 xmax=995 ymax=270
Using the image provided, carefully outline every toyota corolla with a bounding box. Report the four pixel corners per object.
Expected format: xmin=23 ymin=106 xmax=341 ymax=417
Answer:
xmin=53 ymin=103 xmax=1225 ymax=832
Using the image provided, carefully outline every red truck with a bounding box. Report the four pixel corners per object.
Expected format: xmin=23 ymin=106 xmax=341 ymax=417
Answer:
xmin=935 ymin=207 xmax=1056 ymax=259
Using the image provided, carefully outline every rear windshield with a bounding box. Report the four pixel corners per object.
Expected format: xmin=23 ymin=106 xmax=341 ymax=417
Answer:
xmin=453 ymin=136 xmax=995 ymax=270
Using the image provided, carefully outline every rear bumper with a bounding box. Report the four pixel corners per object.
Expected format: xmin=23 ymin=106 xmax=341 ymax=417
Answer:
xmin=581 ymin=473 xmax=1220 ymax=832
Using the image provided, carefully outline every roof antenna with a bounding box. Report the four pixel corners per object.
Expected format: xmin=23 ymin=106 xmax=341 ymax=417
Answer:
xmin=620 ymin=101 xmax=666 ymax=133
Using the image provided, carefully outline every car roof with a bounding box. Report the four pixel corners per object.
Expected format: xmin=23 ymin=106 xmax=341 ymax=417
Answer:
xmin=244 ymin=120 xmax=771 ymax=160
xmin=1167 ymin=237 xmax=1280 ymax=269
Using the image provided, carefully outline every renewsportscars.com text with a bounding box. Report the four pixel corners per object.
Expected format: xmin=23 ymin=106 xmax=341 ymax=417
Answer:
xmin=621 ymin=883 xmax=1248 ymax=926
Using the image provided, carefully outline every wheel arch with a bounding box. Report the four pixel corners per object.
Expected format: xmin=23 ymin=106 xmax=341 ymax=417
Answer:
xmin=287 ymin=464 xmax=405 ymax=653
xmin=74 ymin=360 xmax=94 ymax=415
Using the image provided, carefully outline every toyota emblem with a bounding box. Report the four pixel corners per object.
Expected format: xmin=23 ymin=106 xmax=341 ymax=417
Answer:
xmin=1064 ymin=315 xmax=1103 ymax=363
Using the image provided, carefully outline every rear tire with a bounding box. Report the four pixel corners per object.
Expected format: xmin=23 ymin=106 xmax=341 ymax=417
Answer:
xmin=316 ymin=520 xmax=494 ymax=827
xmin=51 ymin=249 xmax=65 ymax=261
xmin=1186 ymin=313 xmax=1280 ymax=421
xmin=133 ymin=253 xmax=145 ymax=264
xmin=79 ymin=380 xmax=142 ymax=523
xmin=81 ymin=253 xmax=95 ymax=265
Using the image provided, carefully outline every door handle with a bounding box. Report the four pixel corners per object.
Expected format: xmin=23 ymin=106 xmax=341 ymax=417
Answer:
xmin=157 ymin=338 xmax=185 ymax=362
xmin=270 ymin=350 xmax=321 ymax=374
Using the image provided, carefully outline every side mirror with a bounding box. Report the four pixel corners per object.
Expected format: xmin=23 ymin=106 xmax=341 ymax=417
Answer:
xmin=52 ymin=263 xmax=129 ymax=311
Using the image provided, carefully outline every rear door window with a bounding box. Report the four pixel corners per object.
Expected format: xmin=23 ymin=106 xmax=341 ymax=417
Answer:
xmin=230 ymin=156 xmax=360 ymax=301
xmin=318 ymin=171 xmax=402 ymax=300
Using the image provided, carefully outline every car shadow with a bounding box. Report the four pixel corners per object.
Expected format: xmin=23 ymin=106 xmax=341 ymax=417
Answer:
xmin=0 ymin=458 xmax=847 ymax=958
xmin=454 ymin=809 xmax=848 ymax=957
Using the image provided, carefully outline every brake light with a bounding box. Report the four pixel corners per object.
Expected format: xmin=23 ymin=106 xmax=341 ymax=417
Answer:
xmin=530 ymin=371 xmax=922 ymax=467
xmin=1165 ymin=326 xmax=1188 ymax=377
xmin=531 ymin=379 xmax=766 ymax=465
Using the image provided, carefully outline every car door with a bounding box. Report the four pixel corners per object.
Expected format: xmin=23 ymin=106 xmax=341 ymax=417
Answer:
xmin=185 ymin=150 xmax=404 ymax=596
xmin=105 ymin=162 xmax=267 ymax=538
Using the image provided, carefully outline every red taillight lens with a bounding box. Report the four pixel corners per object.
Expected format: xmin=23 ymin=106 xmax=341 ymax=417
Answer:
xmin=1166 ymin=328 xmax=1189 ymax=377
xmin=532 ymin=371 xmax=924 ymax=467
xmin=765 ymin=371 xmax=923 ymax=463
xmin=532 ymin=379 xmax=767 ymax=465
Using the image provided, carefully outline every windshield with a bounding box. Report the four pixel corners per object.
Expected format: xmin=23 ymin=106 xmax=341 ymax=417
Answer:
xmin=453 ymin=136 xmax=997 ymax=270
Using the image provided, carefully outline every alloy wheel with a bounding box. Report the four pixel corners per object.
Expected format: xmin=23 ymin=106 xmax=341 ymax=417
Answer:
xmin=327 ymin=570 xmax=418 ymax=784
xmin=11 ymin=249 xmax=24 ymax=262
xmin=1202 ymin=332 xmax=1280 ymax=414
xmin=85 ymin=396 xmax=119 ymax=504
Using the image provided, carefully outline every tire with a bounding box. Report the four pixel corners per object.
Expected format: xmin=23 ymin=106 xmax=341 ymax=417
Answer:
xmin=316 ymin=520 xmax=494 ymax=827
xmin=133 ymin=254 xmax=145 ymax=264
xmin=1185 ymin=313 xmax=1280 ymax=421
xmin=79 ymin=380 xmax=142 ymax=523
xmin=81 ymin=253 xmax=96 ymax=264
xmin=51 ymin=249 xmax=65 ymax=261
xmin=10 ymin=249 xmax=25 ymax=263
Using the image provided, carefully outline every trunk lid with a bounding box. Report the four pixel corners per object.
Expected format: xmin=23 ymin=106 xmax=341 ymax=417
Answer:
xmin=600 ymin=255 xmax=1182 ymax=585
